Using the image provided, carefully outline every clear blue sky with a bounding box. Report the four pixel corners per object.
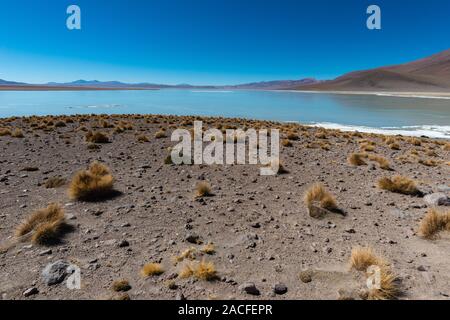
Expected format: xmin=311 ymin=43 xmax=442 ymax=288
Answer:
xmin=0 ymin=0 xmax=448 ymax=85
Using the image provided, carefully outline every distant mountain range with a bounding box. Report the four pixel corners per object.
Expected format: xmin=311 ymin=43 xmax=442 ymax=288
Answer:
xmin=45 ymin=78 xmax=321 ymax=90
xmin=45 ymin=80 xmax=217 ymax=89
xmin=0 ymin=79 xmax=26 ymax=85
xmin=291 ymin=49 xmax=450 ymax=92
xmin=223 ymin=78 xmax=320 ymax=90
xmin=1 ymin=49 xmax=449 ymax=92
xmin=0 ymin=78 xmax=320 ymax=90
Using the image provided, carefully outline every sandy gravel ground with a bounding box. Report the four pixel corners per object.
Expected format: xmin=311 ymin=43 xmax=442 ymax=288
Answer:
xmin=0 ymin=114 xmax=449 ymax=300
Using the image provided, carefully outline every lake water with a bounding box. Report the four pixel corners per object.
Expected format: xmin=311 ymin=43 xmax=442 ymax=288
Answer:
xmin=0 ymin=89 xmax=449 ymax=138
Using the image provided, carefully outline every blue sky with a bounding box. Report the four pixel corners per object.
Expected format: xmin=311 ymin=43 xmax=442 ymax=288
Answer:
xmin=0 ymin=0 xmax=449 ymax=85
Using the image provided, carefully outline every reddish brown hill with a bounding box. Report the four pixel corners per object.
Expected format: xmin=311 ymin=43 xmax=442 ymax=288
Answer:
xmin=291 ymin=49 xmax=450 ymax=92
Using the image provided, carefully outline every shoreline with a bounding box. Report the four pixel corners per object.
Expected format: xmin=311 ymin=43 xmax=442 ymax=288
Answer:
xmin=286 ymin=89 xmax=450 ymax=100
xmin=2 ymin=85 xmax=450 ymax=99
xmin=1 ymin=113 xmax=449 ymax=140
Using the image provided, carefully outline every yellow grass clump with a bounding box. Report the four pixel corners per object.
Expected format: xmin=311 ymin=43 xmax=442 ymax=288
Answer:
xmin=303 ymin=183 xmax=338 ymax=211
xmin=201 ymin=243 xmax=216 ymax=255
xmin=44 ymin=176 xmax=66 ymax=189
xmin=315 ymin=132 xmax=327 ymax=139
xmin=173 ymin=247 xmax=198 ymax=264
xmin=86 ymin=131 xmax=109 ymax=143
xmin=350 ymin=246 xmax=385 ymax=272
xmin=418 ymin=208 xmax=450 ymax=239
xmin=11 ymin=128 xmax=24 ymax=138
xmin=418 ymin=159 xmax=438 ymax=167
xmin=286 ymin=132 xmax=299 ymax=141
xmin=195 ymin=181 xmax=213 ymax=198
xmin=281 ymin=139 xmax=293 ymax=147
xmin=111 ymin=280 xmax=131 ymax=292
xmin=348 ymin=153 xmax=367 ymax=166
xmin=367 ymin=268 xmax=399 ymax=300
xmin=0 ymin=128 xmax=12 ymax=136
xmin=155 ymin=130 xmax=166 ymax=138
xmin=349 ymin=246 xmax=399 ymax=300
xmin=179 ymin=260 xmax=217 ymax=281
xmin=15 ymin=203 xmax=66 ymax=245
xmin=141 ymin=263 xmax=164 ymax=277
xmin=360 ymin=143 xmax=375 ymax=152
xmin=377 ymin=175 xmax=420 ymax=195
xmin=68 ymin=162 xmax=115 ymax=201
xmin=389 ymin=143 xmax=400 ymax=150
xmin=368 ymin=154 xmax=392 ymax=170
xmin=137 ymin=134 xmax=150 ymax=142
xmin=408 ymin=138 xmax=422 ymax=146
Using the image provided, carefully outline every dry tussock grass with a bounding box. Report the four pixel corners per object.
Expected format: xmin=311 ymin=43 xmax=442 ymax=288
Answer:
xmin=443 ymin=143 xmax=450 ymax=151
xmin=136 ymin=134 xmax=150 ymax=142
xmin=408 ymin=138 xmax=422 ymax=146
xmin=0 ymin=128 xmax=12 ymax=136
xmin=286 ymin=132 xmax=299 ymax=141
xmin=111 ymin=280 xmax=131 ymax=292
xmin=15 ymin=203 xmax=66 ymax=245
xmin=86 ymin=131 xmax=109 ymax=143
xmin=348 ymin=153 xmax=367 ymax=166
xmin=141 ymin=263 xmax=164 ymax=277
xmin=368 ymin=154 xmax=392 ymax=170
xmin=44 ymin=176 xmax=66 ymax=188
xmin=418 ymin=208 xmax=450 ymax=239
xmin=179 ymin=260 xmax=217 ymax=281
xmin=155 ymin=130 xmax=166 ymax=138
xmin=303 ymin=183 xmax=337 ymax=211
xmin=195 ymin=181 xmax=213 ymax=198
xmin=359 ymin=143 xmax=375 ymax=152
xmin=201 ymin=243 xmax=216 ymax=255
xmin=11 ymin=128 xmax=24 ymax=138
xmin=418 ymin=159 xmax=439 ymax=167
xmin=68 ymin=162 xmax=115 ymax=201
xmin=389 ymin=143 xmax=400 ymax=150
xmin=377 ymin=175 xmax=420 ymax=195
xmin=281 ymin=139 xmax=293 ymax=147
xmin=350 ymin=246 xmax=385 ymax=271
xmin=173 ymin=247 xmax=198 ymax=264
xmin=349 ymin=246 xmax=399 ymax=300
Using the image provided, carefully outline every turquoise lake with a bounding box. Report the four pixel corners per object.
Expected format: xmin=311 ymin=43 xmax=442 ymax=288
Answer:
xmin=0 ymin=89 xmax=449 ymax=138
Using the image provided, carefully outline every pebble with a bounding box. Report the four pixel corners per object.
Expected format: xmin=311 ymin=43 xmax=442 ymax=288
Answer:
xmin=176 ymin=292 xmax=186 ymax=300
xmin=417 ymin=265 xmax=427 ymax=272
xmin=42 ymin=260 xmax=69 ymax=285
xmin=436 ymin=185 xmax=450 ymax=193
xmin=239 ymin=282 xmax=260 ymax=296
xmin=23 ymin=287 xmax=39 ymax=297
xmin=39 ymin=249 xmax=52 ymax=256
xmin=185 ymin=233 xmax=200 ymax=244
xmin=118 ymin=240 xmax=130 ymax=247
xmin=424 ymin=193 xmax=450 ymax=206
xmin=273 ymin=283 xmax=288 ymax=295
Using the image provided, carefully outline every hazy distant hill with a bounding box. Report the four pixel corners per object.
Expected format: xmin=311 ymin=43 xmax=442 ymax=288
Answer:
xmin=0 ymin=78 xmax=319 ymax=90
xmin=291 ymin=49 xmax=450 ymax=92
xmin=46 ymin=79 xmax=320 ymax=90
xmin=0 ymin=79 xmax=26 ymax=85
xmin=225 ymin=78 xmax=320 ymax=90
xmin=46 ymin=80 xmax=169 ymax=89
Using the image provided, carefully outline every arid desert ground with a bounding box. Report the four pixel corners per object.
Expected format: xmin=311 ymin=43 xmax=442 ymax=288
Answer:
xmin=0 ymin=114 xmax=449 ymax=300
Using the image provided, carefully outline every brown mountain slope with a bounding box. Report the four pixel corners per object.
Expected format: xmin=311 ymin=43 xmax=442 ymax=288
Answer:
xmin=291 ymin=49 xmax=450 ymax=92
